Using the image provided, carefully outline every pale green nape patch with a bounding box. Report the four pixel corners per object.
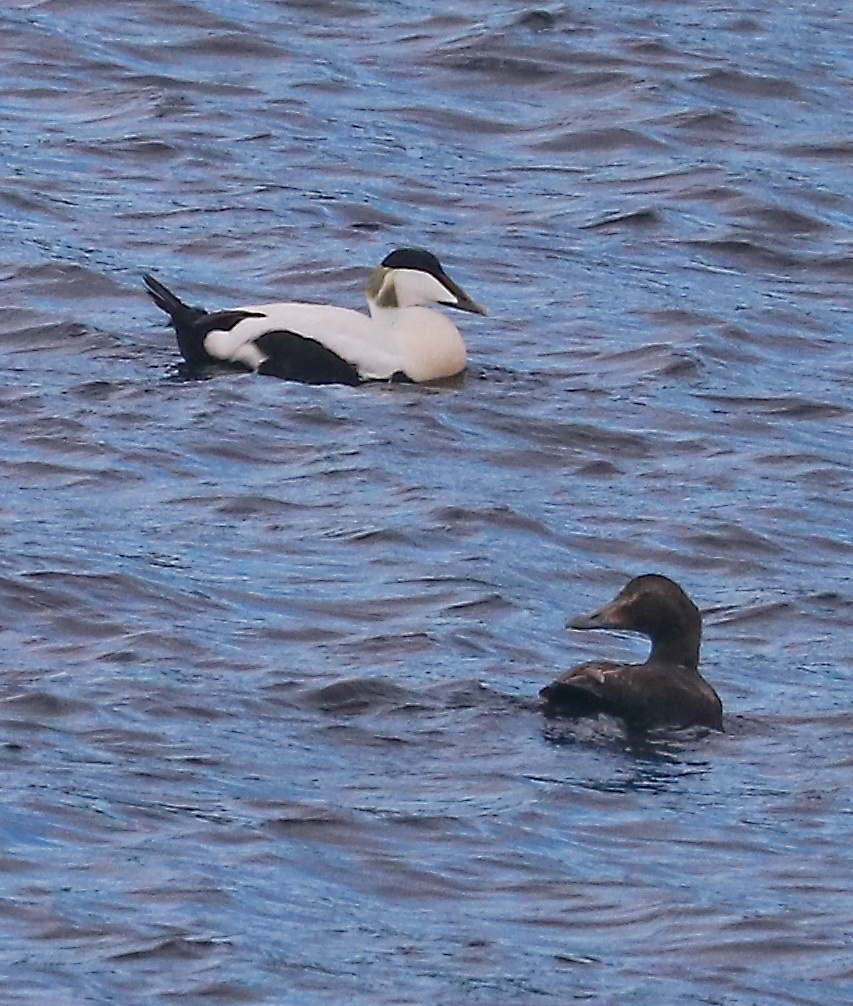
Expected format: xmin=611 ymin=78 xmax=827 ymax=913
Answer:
xmin=366 ymin=266 xmax=398 ymax=308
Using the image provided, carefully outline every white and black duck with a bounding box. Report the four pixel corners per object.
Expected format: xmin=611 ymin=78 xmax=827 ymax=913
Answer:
xmin=143 ymin=248 xmax=486 ymax=385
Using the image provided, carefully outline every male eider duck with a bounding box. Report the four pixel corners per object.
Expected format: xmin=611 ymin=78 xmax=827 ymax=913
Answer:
xmin=540 ymin=574 xmax=723 ymax=731
xmin=143 ymin=248 xmax=486 ymax=385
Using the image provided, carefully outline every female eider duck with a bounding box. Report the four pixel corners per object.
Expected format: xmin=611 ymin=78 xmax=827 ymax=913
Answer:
xmin=143 ymin=248 xmax=486 ymax=385
xmin=540 ymin=574 xmax=723 ymax=731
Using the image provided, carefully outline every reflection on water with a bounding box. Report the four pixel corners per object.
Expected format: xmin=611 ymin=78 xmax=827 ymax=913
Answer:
xmin=1 ymin=1 xmax=851 ymax=1003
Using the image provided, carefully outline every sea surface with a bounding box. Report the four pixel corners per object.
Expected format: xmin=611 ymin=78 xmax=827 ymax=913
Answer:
xmin=1 ymin=1 xmax=852 ymax=1003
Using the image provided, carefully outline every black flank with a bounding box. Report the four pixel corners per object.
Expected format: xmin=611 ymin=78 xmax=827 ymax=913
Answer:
xmin=254 ymin=330 xmax=363 ymax=386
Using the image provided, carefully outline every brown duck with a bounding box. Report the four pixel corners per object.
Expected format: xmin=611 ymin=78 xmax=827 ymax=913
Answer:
xmin=540 ymin=574 xmax=723 ymax=731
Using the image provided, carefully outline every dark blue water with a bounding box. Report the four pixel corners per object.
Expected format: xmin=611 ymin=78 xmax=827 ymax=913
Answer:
xmin=1 ymin=2 xmax=852 ymax=1003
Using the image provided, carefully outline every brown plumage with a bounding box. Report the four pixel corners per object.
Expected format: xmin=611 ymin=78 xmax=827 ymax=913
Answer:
xmin=540 ymin=574 xmax=723 ymax=731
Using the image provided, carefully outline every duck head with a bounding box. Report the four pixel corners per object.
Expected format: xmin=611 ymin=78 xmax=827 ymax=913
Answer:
xmin=567 ymin=574 xmax=702 ymax=670
xmin=367 ymin=248 xmax=487 ymax=315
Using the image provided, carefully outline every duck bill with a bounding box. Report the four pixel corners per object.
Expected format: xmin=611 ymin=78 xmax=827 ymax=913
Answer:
xmin=441 ymin=277 xmax=488 ymax=316
xmin=566 ymin=599 xmax=626 ymax=631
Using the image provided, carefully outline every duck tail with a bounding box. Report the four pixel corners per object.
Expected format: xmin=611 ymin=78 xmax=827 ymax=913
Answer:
xmin=142 ymin=274 xmax=206 ymax=329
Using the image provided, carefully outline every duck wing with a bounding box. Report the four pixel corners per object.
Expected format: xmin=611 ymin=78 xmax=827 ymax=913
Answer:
xmin=540 ymin=661 xmax=723 ymax=730
xmin=205 ymin=303 xmax=402 ymax=381
xmin=540 ymin=661 xmax=638 ymax=719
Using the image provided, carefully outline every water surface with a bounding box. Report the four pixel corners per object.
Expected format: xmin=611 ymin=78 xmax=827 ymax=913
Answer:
xmin=1 ymin=1 xmax=852 ymax=1003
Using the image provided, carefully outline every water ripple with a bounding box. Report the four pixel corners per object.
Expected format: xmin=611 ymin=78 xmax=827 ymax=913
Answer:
xmin=1 ymin=1 xmax=851 ymax=1004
